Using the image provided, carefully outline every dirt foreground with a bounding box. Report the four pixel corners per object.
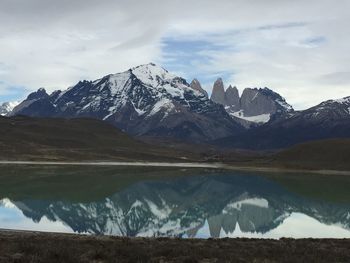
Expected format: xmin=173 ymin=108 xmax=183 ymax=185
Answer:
xmin=0 ymin=230 xmax=349 ymax=263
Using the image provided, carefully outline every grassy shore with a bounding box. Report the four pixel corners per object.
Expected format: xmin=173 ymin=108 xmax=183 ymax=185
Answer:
xmin=2 ymin=116 xmax=350 ymax=173
xmin=0 ymin=230 xmax=349 ymax=263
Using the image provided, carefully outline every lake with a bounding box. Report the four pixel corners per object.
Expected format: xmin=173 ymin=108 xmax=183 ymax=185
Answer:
xmin=0 ymin=164 xmax=350 ymax=239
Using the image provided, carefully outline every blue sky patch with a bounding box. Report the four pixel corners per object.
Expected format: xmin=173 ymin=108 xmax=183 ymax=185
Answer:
xmin=159 ymin=37 xmax=235 ymax=89
xmin=0 ymin=83 xmax=28 ymax=103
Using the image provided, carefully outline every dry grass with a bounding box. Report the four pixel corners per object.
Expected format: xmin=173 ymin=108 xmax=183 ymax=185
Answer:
xmin=0 ymin=230 xmax=349 ymax=263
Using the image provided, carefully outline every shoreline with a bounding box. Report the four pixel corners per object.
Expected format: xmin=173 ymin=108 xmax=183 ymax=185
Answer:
xmin=0 ymin=160 xmax=222 ymax=169
xmin=0 ymin=229 xmax=349 ymax=262
xmin=1 ymin=160 xmax=350 ymax=176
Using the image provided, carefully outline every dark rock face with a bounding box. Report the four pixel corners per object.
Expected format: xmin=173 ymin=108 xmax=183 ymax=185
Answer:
xmin=240 ymin=87 xmax=293 ymax=117
xmin=11 ymin=88 xmax=56 ymax=117
xmin=26 ymin=88 xmax=49 ymax=101
xmin=210 ymin=78 xmax=226 ymax=105
xmin=190 ymin=79 xmax=208 ymax=98
xmin=225 ymin=85 xmax=240 ymax=111
xmin=209 ymin=78 xmax=293 ymax=126
xmin=12 ymin=64 xmax=244 ymax=142
xmin=215 ymin=96 xmax=350 ymax=149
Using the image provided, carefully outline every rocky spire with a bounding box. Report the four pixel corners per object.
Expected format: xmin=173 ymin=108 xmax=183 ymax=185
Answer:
xmin=225 ymin=85 xmax=240 ymax=111
xmin=240 ymin=88 xmax=279 ymax=117
xmin=190 ymin=79 xmax=208 ymax=98
xmin=210 ymin=78 xmax=226 ymax=105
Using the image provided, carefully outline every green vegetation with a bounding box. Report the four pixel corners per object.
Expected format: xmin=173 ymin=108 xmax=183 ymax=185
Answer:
xmin=0 ymin=116 xmax=197 ymax=162
xmin=272 ymin=139 xmax=350 ymax=171
xmin=1 ymin=116 xmax=350 ymax=174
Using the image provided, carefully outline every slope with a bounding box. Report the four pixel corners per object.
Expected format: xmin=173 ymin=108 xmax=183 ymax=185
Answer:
xmin=0 ymin=116 xmax=197 ymax=161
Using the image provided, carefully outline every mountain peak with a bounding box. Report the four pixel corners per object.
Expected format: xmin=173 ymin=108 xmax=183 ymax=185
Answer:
xmin=131 ymin=63 xmax=170 ymax=76
xmin=129 ymin=63 xmax=178 ymax=87
xmin=214 ymin=78 xmax=224 ymax=85
xmin=211 ymin=78 xmax=226 ymax=105
xmin=132 ymin=62 xmax=164 ymax=70
xmin=190 ymin=79 xmax=208 ymax=98
xmin=227 ymin=85 xmax=238 ymax=92
xmin=225 ymin=85 xmax=240 ymax=110
xmin=27 ymin=88 xmax=49 ymax=101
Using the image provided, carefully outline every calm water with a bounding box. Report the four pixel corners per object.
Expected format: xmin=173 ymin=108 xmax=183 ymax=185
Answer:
xmin=0 ymin=165 xmax=350 ymax=239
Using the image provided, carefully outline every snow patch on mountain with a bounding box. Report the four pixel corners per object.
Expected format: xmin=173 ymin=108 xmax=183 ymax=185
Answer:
xmin=0 ymin=101 xmax=20 ymax=116
xmin=132 ymin=63 xmax=175 ymax=85
xmin=149 ymin=98 xmax=175 ymax=117
xmin=230 ymin=110 xmax=271 ymax=124
xmin=276 ymin=99 xmax=294 ymax=111
xmin=107 ymin=71 xmax=132 ymax=96
xmin=335 ymin=96 xmax=350 ymax=104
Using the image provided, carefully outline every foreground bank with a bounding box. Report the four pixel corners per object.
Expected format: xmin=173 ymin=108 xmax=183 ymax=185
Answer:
xmin=0 ymin=230 xmax=349 ymax=263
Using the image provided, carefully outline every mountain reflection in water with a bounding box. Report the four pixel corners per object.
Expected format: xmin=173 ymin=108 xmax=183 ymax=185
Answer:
xmin=0 ymin=166 xmax=349 ymax=239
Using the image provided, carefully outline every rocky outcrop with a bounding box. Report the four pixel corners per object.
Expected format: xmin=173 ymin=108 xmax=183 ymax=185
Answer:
xmin=240 ymin=88 xmax=268 ymax=116
xmin=210 ymin=78 xmax=226 ymax=105
xmin=190 ymin=79 xmax=208 ymax=98
xmin=225 ymin=85 xmax=240 ymax=111
xmin=210 ymin=78 xmax=293 ymax=125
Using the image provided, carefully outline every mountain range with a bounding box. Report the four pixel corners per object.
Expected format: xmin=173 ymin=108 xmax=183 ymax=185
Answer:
xmin=9 ymin=64 xmax=242 ymax=142
xmin=216 ymin=96 xmax=350 ymax=149
xmin=3 ymin=63 xmax=350 ymax=149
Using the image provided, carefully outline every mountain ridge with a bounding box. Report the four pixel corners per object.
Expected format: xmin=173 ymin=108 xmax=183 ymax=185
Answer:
xmin=10 ymin=63 xmax=243 ymax=142
xmin=215 ymin=96 xmax=350 ymax=150
xmin=4 ymin=63 xmax=350 ymax=149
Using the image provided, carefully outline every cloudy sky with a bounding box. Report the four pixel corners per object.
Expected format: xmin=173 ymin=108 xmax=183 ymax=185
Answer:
xmin=0 ymin=0 xmax=349 ymax=109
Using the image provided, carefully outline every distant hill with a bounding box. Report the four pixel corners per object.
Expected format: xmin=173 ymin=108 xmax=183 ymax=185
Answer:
xmin=0 ymin=116 xmax=196 ymax=161
xmin=1 ymin=116 xmax=350 ymax=172
xmin=271 ymin=139 xmax=350 ymax=170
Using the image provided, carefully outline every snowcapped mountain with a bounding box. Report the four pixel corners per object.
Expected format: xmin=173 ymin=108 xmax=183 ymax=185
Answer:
xmin=9 ymin=64 xmax=350 ymax=147
xmin=210 ymin=78 xmax=294 ymax=127
xmin=0 ymin=101 xmax=20 ymax=116
xmin=308 ymin=96 xmax=350 ymax=119
xmin=11 ymin=63 xmax=243 ymax=142
xmin=216 ymin=95 xmax=350 ymax=149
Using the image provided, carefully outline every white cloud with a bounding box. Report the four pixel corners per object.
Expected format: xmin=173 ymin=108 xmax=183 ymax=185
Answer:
xmin=0 ymin=0 xmax=349 ymax=109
